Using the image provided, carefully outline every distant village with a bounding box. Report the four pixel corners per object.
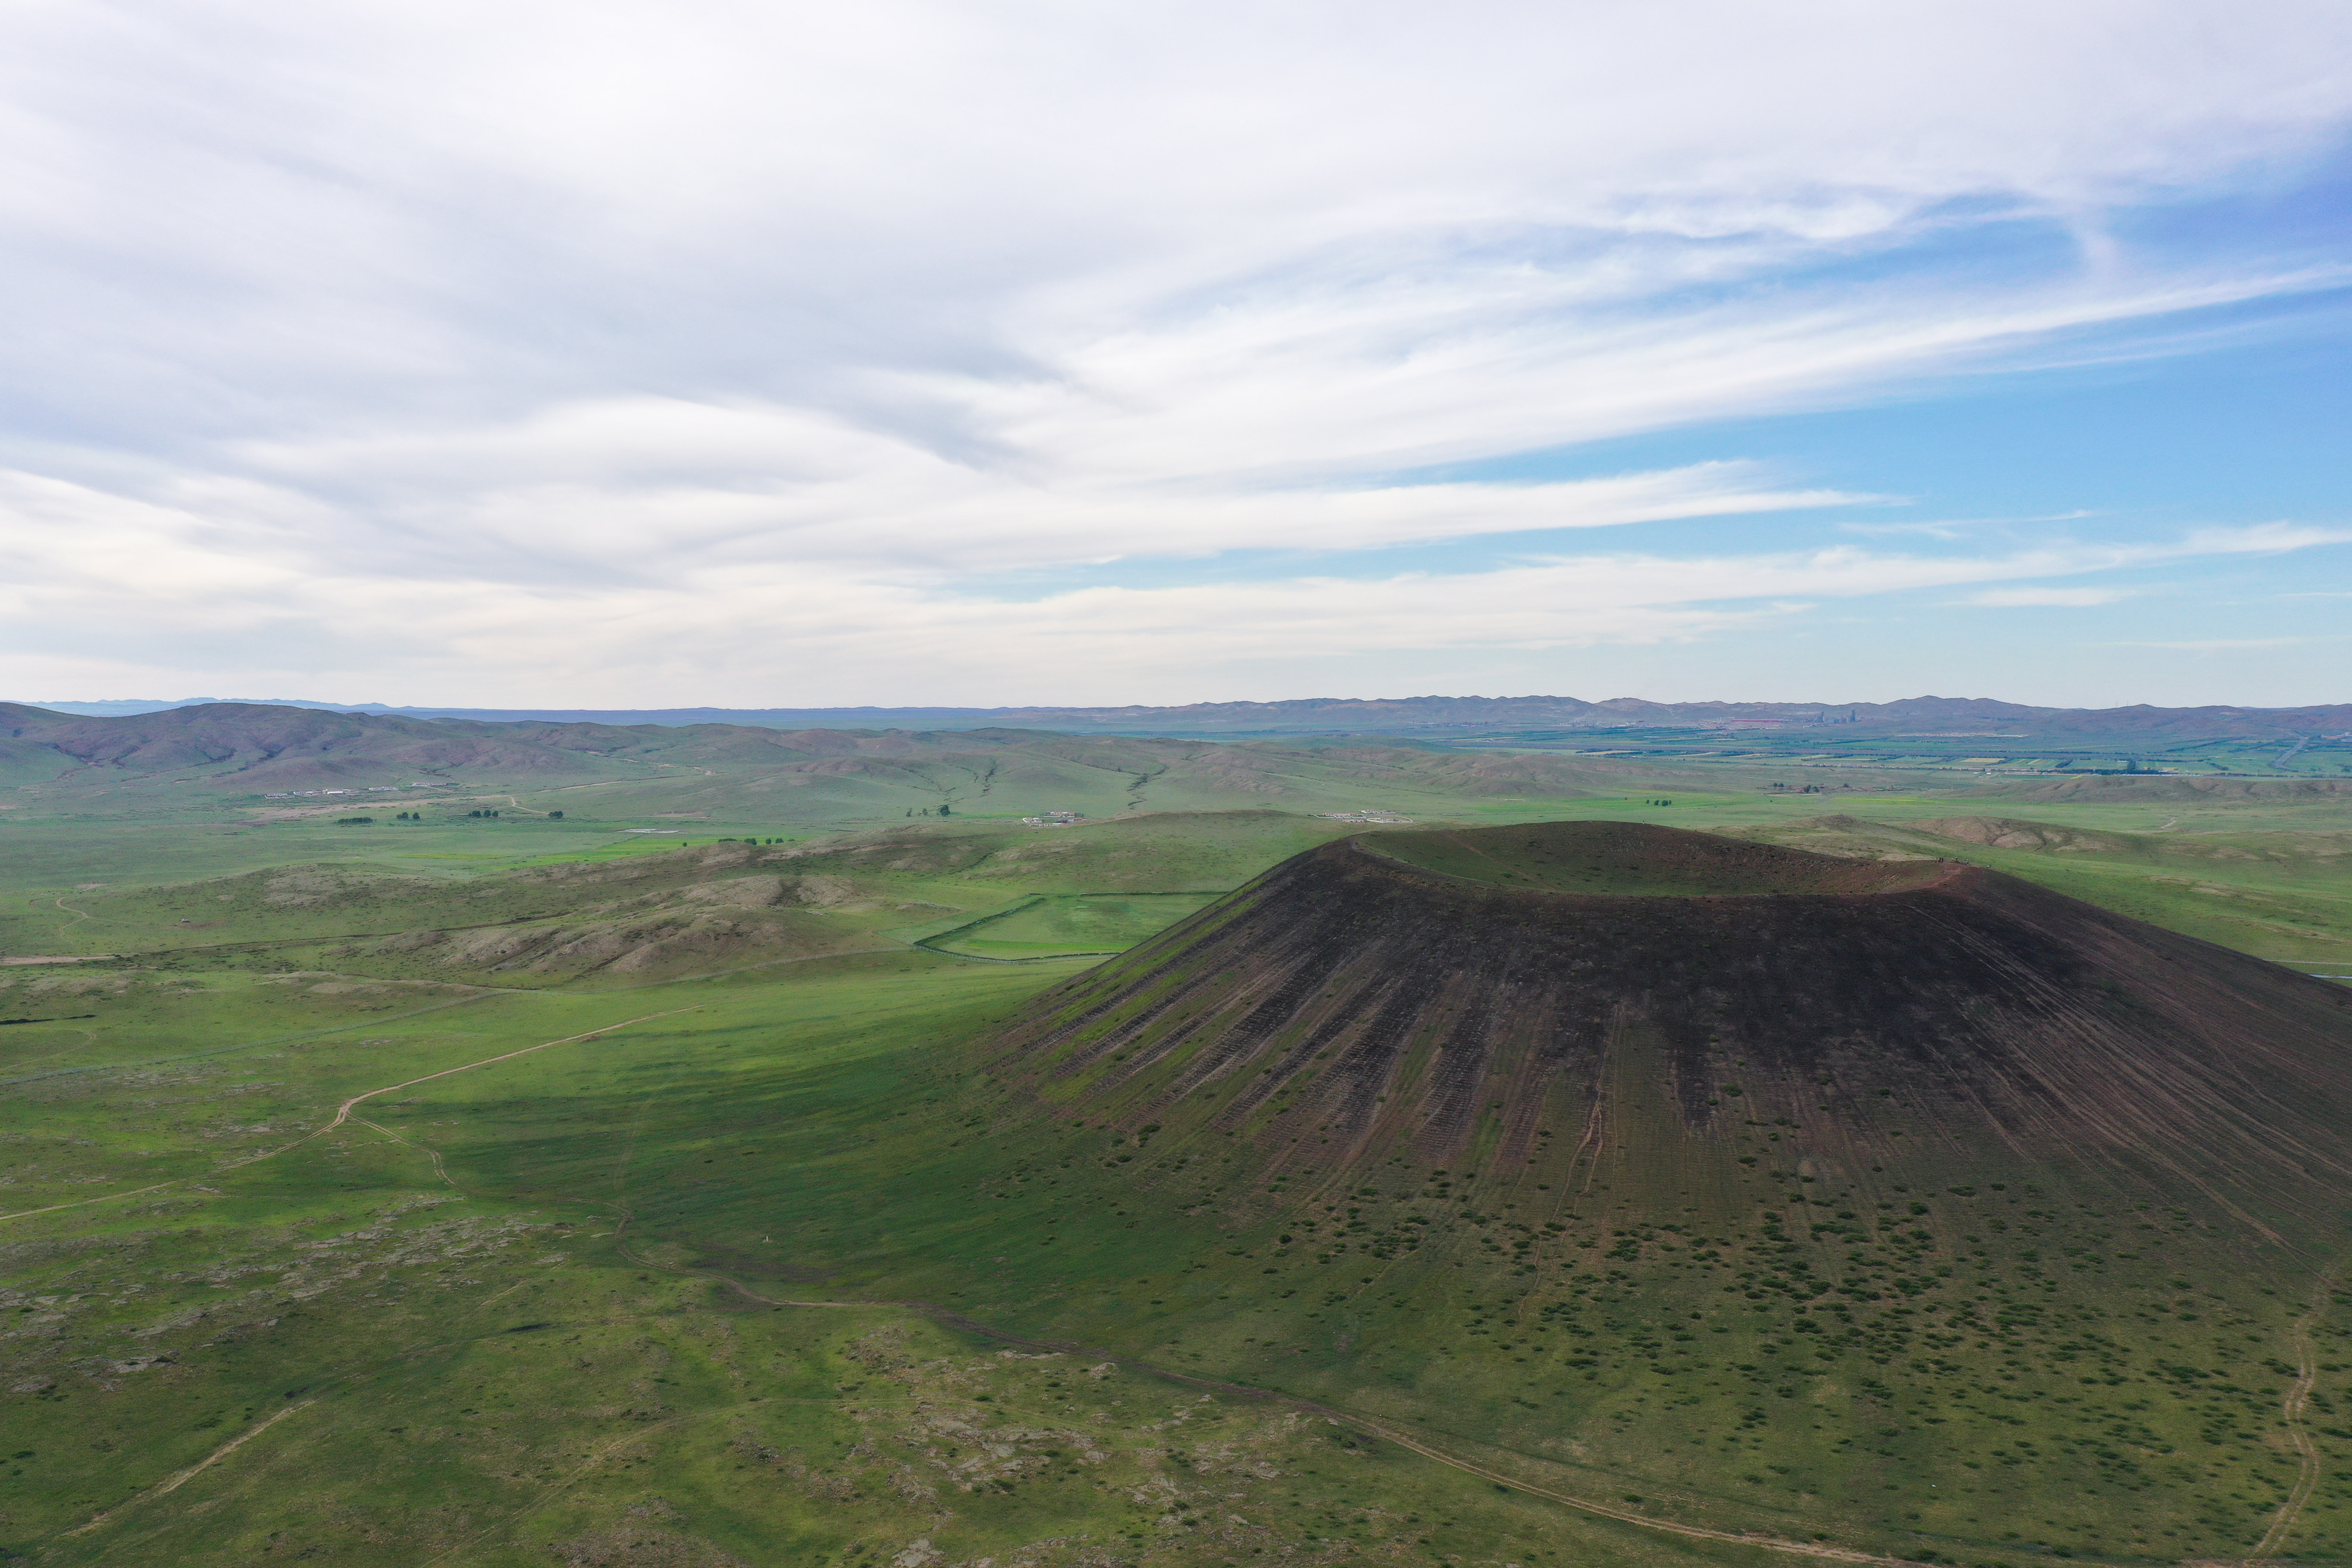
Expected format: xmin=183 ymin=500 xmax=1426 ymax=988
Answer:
xmin=263 ymin=781 xmax=452 ymax=798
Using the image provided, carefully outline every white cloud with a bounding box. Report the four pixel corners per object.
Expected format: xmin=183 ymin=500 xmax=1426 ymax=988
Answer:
xmin=3 ymin=460 xmax=2336 ymax=702
xmin=2 ymin=1 xmax=2350 ymax=700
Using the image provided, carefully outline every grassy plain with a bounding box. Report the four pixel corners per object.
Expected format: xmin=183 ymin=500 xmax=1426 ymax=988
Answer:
xmin=1 ymin=957 xmax=1776 ymax=1568
xmin=1450 ymin=724 xmax=2352 ymax=781
xmin=4 ymin=751 xmax=2352 ymax=1566
xmin=926 ymin=895 xmax=1228 ymax=961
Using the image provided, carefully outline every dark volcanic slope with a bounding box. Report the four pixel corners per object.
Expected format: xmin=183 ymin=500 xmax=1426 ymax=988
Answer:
xmin=995 ymin=820 xmax=2352 ymax=1227
xmin=1366 ymin=820 xmax=1954 ymax=895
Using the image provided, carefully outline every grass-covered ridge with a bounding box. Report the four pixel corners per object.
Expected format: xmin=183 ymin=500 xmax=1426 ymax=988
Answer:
xmin=924 ymin=894 xmax=1226 ymax=961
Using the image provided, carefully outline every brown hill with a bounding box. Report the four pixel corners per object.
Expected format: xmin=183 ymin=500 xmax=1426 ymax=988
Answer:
xmin=1904 ymin=815 xmax=2142 ymax=851
xmin=49 ymin=840 xmax=897 ymax=982
xmin=0 ymin=701 xmax=909 ymax=786
xmin=993 ymin=820 xmax=2352 ymax=1227
xmin=0 ymin=701 xmax=1643 ymax=808
xmin=1986 ymin=772 xmax=2352 ymax=803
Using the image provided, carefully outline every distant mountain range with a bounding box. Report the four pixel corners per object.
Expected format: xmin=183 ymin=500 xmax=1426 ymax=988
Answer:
xmin=17 ymin=692 xmax=2352 ymax=739
xmin=0 ymin=699 xmax=1675 ymax=804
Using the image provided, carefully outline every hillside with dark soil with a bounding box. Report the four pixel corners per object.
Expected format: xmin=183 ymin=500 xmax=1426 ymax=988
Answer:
xmin=994 ymin=820 xmax=2352 ymax=1231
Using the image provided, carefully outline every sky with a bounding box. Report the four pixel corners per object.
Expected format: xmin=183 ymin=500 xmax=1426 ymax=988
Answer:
xmin=2 ymin=1 xmax=2350 ymax=710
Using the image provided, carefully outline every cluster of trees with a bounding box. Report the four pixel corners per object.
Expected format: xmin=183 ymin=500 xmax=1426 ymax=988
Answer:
xmin=366 ymin=807 xmax=567 ymax=822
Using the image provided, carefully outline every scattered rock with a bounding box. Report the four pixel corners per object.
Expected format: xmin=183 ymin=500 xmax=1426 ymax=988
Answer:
xmin=550 ymin=1524 xmax=749 ymax=1567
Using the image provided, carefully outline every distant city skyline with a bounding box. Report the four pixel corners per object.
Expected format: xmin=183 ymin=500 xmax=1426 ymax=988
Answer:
xmin=2 ymin=2 xmax=2347 ymax=706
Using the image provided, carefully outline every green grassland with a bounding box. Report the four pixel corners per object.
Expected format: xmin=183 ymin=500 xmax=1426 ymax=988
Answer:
xmin=1448 ymin=726 xmax=2352 ymax=783
xmin=4 ymin=760 xmax=2352 ymax=1566
xmin=3 ymin=722 xmax=1689 ymax=843
xmin=0 ymin=958 xmax=1771 ymax=1568
xmin=1728 ymin=814 xmax=2352 ymax=973
xmin=0 ymin=812 xmax=1364 ymax=984
xmin=927 ymin=895 xmax=1228 ymax=960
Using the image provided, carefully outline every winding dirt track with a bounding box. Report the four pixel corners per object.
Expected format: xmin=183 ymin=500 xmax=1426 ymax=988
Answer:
xmin=352 ymin=1117 xmax=459 ymax=1186
xmin=312 ymin=1006 xmax=700 ymax=1137
xmin=2252 ymin=1267 xmax=2339 ymax=1558
xmin=65 ymin=1400 xmax=317 ymax=1536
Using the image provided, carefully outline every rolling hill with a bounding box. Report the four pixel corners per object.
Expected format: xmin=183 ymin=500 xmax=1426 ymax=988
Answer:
xmin=25 ymin=692 xmax=2352 ymax=742
xmin=995 ymin=821 xmax=2352 ymax=1230
xmin=0 ymin=700 xmax=1662 ymax=815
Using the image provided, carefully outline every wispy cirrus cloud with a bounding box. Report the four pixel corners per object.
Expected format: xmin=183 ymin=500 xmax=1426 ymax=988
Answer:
xmin=2 ymin=457 xmax=2334 ymax=700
